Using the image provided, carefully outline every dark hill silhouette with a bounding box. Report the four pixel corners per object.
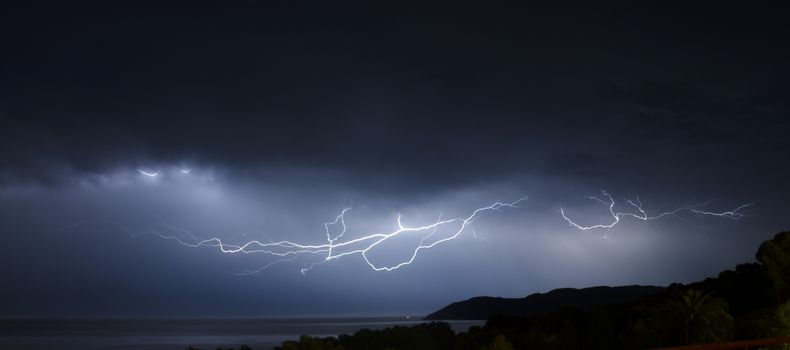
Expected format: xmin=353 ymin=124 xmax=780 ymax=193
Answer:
xmin=272 ymin=231 xmax=790 ymax=349
xmin=424 ymin=285 xmax=664 ymax=320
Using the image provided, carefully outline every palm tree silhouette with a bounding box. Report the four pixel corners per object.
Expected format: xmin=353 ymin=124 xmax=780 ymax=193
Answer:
xmin=662 ymin=289 xmax=734 ymax=345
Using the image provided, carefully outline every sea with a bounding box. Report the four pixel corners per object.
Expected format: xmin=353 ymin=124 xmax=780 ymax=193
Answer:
xmin=0 ymin=318 xmax=484 ymax=350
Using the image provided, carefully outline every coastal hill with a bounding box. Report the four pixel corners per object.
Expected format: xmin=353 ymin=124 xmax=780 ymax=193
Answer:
xmin=424 ymin=285 xmax=664 ymax=320
xmin=273 ymin=231 xmax=787 ymax=349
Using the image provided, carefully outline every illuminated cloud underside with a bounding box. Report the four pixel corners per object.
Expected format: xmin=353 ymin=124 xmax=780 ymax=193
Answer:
xmin=130 ymin=197 xmax=529 ymax=275
xmin=125 ymin=169 xmax=751 ymax=275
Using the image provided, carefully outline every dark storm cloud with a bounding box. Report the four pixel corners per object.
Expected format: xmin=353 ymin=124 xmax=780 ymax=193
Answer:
xmin=1 ymin=1 xmax=789 ymax=317
xmin=1 ymin=1 xmax=787 ymax=192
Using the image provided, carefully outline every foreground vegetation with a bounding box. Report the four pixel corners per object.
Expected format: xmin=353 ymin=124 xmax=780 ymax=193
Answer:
xmin=189 ymin=231 xmax=790 ymax=350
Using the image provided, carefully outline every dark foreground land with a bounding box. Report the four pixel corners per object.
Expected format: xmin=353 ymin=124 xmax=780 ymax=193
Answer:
xmin=0 ymin=318 xmax=481 ymax=350
xmin=184 ymin=230 xmax=790 ymax=350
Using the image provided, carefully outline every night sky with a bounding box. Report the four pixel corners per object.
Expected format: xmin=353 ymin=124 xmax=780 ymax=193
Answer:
xmin=1 ymin=1 xmax=789 ymax=317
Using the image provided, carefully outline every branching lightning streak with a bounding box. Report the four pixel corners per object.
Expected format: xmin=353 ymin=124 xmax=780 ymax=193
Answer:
xmin=121 ymin=181 xmax=751 ymax=274
xmin=133 ymin=197 xmax=528 ymax=274
xmin=559 ymin=191 xmax=753 ymax=233
xmin=234 ymin=253 xmax=305 ymax=276
xmin=689 ymin=204 xmax=754 ymax=219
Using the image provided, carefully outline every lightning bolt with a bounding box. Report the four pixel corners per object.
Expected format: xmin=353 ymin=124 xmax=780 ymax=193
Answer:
xmin=120 ymin=168 xmax=754 ymax=274
xmin=559 ymin=191 xmax=753 ymax=234
xmin=131 ymin=197 xmax=528 ymax=274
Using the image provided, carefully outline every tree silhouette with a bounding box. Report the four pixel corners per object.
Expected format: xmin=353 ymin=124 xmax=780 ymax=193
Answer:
xmin=485 ymin=335 xmax=513 ymax=350
xmin=281 ymin=335 xmax=342 ymax=350
xmin=772 ymin=301 xmax=790 ymax=350
xmin=661 ymin=289 xmax=734 ymax=345
xmin=757 ymin=231 xmax=790 ymax=303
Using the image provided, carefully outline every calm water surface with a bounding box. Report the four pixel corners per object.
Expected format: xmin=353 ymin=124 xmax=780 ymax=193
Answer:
xmin=0 ymin=318 xmax=484 ymax=350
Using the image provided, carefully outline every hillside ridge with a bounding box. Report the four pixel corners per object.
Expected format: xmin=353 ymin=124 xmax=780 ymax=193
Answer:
xmin=424 ymin=285 xmax=664 ymax=320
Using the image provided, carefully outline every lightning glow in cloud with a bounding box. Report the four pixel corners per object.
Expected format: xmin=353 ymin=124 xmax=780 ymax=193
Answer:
xmin=137 ymin=169 xmax=160 ymax=177
xmin=130 ymin=197 xmax=528 ymax=274
xmin=127 ymin=167 xmax=752 ymax=274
